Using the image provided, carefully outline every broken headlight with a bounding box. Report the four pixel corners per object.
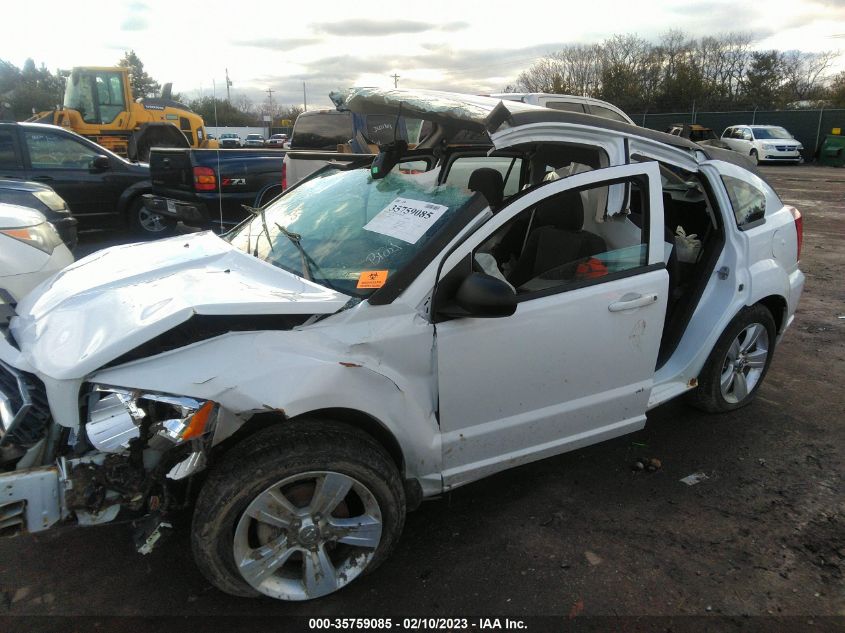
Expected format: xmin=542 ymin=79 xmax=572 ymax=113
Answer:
xmin=86 ymin=385 xmax=217 ymax=454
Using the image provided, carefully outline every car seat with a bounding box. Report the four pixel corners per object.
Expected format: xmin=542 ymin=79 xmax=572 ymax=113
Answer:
xmin=509 ymin=192 xmax=607 ymax=287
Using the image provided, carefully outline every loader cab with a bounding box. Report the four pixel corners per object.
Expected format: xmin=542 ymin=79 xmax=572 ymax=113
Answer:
xmin=63 ymin=68 xmax=130 ymax=125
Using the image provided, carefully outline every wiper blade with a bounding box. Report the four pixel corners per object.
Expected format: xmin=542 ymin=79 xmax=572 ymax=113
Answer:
xmin=242 ymin=205 xmax=274 ymax=257
xmin=274 ymin=222 xmax=313 ymax=282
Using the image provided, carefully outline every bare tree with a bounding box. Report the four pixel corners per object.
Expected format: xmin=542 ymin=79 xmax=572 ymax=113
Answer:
xmin=780 ymin=50 xmax=838 ymax=100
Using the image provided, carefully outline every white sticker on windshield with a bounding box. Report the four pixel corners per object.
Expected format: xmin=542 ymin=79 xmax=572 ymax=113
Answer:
xmin=363 ymin=197 xmax=449 ymax=244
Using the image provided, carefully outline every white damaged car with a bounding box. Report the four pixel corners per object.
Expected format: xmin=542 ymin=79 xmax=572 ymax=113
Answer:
xmin=0 ymin=89 xmax=803 ymax=601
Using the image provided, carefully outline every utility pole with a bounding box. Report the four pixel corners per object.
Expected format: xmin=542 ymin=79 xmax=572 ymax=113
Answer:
xmin=303 ymin=81 xmax=307 ymax=112
xmin=391 ymin=73 xmax=400 ymax=88
xmin=225 ymin=68 xmax=232 ymax=103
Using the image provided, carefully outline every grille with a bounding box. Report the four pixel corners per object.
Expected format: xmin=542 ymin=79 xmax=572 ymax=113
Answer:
xmin=775 ymin=145 xmax=795 ymax=152
xmin=0 ymin=362 xmax=51 ymax=447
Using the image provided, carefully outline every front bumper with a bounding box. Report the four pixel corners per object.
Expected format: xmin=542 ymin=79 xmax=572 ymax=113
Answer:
xmin=48 ymin=216 xmax=79 ymax=251
xmin=142 ymin=194 xmax=208 ymax=224
xmin=762 ymin=150 xmax=803 ymax=162
xmin=0 ymin=466 xmax=65 ymax=534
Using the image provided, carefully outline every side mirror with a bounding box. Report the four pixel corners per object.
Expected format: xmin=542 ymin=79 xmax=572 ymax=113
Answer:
xmin=438 ymin=272 xmax=517 ymax=319
xmin=90 ymin=155 xmax=110 ymax=172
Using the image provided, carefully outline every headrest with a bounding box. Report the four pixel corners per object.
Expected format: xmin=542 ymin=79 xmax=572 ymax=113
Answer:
xmin=467 ymin=167 xmax=504 ymax=210
xmin=533 ymin=191 xmax=584 ymax=231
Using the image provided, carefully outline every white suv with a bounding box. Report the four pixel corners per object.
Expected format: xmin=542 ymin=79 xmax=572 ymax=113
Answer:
xmin=0 ymin=89 xmax=803 ymax=602
xmin=721 ymin=125 xmax=804 ymax=164
xmin=489 ymin=92 xmax=634 ymax=124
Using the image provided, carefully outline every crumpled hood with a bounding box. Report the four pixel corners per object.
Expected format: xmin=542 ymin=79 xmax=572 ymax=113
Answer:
xmin=11 ymin=231 xmax=350 ymax=379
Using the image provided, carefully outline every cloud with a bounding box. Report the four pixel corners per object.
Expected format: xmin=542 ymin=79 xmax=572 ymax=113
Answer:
xmin=311 ymin=19 xmax=468 ymax=37
xmin=232 ymin=37 xmax=321 ymax=51
xmin=121 ymin=16 xmax=149 ymax=31
xmin=121 ymin=0 xmax=149 ymax=31
xmin=248 ymin=43 xmax=563 ymax=106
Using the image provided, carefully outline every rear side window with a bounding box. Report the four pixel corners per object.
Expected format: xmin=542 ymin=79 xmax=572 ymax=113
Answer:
xmin=588 ymin=104 xmax=629 ymax=123
xmin=0 ymin=130 xmax=21 ymax=169
xmin=291 ymin=112 xmax=354 ymax=150
xmin=721 ymin=175 xmax=766 ymax=228
xmin=545 ymin=101 xmax=586 ymax=113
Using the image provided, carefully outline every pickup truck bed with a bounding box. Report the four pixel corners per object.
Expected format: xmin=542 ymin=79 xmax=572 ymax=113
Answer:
xmin=143 ymin=147 xmax=286 ymax=229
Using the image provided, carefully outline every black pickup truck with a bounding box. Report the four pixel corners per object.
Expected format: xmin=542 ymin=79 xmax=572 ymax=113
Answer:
xmin=142 ymin=147 xmax=286 ymax=232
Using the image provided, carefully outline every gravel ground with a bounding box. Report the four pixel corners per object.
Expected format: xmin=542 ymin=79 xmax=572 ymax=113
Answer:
xmin=1 ymin=164 xmax=842 ymax=629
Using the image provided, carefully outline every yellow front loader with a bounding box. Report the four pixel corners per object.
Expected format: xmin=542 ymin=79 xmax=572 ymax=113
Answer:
xmin=29 ymin=67 xmax=217 ymax=161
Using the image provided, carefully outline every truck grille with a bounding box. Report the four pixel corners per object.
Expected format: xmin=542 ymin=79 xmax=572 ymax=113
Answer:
xmin=0 ymin=362 xmax=51 ymax=447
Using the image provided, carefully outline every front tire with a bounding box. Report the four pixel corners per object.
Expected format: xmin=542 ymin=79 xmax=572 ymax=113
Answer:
xmin=688 ymin=304 xmax=776 ymax=413
xmin=192 ymin=421 xmax=406 ymax=601
xmin=750 ymin=149 xmax=759 ymax=165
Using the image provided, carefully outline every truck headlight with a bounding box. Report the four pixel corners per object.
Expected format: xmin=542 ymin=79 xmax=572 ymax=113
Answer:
xmin=86 ymin=386 xmax=217 ymax=454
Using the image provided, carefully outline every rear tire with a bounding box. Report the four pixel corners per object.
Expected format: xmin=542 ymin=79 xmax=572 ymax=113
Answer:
xmin=191 ymin=420 xmax=406 ymax=601
xmin=688 ymin=304 xmax=776 ymax=413
xmin=127 ymin=197 xmax=176 ymax=237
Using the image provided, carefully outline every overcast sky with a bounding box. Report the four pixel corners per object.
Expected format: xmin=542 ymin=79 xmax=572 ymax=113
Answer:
xmin=3 ymin=0 xmax=844 ymax=109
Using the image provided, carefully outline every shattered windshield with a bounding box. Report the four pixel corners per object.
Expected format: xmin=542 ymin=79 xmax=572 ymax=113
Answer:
xmin=227 ymin=163 xmax=475 ymax=298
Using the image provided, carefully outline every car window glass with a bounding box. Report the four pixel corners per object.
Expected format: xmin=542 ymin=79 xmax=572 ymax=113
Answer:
xmin=25 ymin=130 xmax=99 ymax=169
xmin=472 ymin=177 xmax=647 ymax=298
xmin=588 ymin=104 xmax=630 ymax=123
xmin=0 ymin=130 xmax=20 ymax=169
xmin=443 ymin=155 xmax=523 ymax=199
xmin=545 ymin=101 xmax=586 ymax=113
xmin=721 ymin=174 xmax=766 ymax=227
xmin=291 ymin=112 xmax=354 ymax=150
xmin=753 ymin=127 xmax=792 ymax=140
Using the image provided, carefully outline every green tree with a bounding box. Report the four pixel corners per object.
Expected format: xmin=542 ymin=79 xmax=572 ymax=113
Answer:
xmin=2 ymin=58 xmax=64 ymax=119
xmin=117 ymin=50 xmax=161 ymax=98
xmin=188 ymin=96 xmax=258 ymax=126
xmin=742 ymin=51 xmax=784 ymax=108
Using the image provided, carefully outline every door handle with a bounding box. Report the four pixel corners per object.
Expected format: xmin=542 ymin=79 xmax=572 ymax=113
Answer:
xmin=31 ymin=175 xmax=53 ymax=181
xmin=608 ymin=293 xmax=658 ymax=312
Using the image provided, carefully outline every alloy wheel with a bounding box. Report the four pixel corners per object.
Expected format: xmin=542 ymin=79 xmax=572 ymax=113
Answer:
xmin=719 ymin=322 xmax=769 ymax=404
xmin=232 ymin=471 xmax=383 ymax=601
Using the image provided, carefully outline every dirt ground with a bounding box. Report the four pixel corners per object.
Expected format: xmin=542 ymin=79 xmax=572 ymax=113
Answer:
xmin=0 ymin=165 xmax=843 ymax=629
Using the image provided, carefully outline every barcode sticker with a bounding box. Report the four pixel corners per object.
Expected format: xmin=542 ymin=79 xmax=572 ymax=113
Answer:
xmin=363 ymin=197 xmax=449 ymax=244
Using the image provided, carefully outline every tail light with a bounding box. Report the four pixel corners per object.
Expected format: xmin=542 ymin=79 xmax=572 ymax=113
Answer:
xmin=193 ymin=166 xmax=216 ymax=191
xmin=788 ymin=206 xmax=803 ymax=261
xmin=281 ymin=161 xmax=287 ymax=191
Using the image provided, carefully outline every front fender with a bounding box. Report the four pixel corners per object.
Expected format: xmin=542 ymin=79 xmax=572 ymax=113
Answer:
xmin=117 ymin=180 xmax=152 ymax=215
xmin=90 ymin=329 xmax=442 ymax=487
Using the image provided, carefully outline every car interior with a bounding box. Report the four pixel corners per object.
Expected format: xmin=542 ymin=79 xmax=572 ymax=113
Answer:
xmin=431 ymin=143 xmax=725 ymax=367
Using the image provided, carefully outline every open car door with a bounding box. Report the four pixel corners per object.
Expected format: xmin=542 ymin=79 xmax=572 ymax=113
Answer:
xmin=433 ymin=162 xmax=668 ymax=489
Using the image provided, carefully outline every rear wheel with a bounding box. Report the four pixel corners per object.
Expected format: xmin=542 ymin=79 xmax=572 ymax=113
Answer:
xmin=688 ymin=304 xmax=776 ymax=413
xmin=127 ymin=197 xmax=176 ymax=237
xmin=192 ymin=421 xmax=406 ymax=601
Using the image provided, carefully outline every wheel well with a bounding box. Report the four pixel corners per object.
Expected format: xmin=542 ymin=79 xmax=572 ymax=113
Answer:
xmin=756 ymin=295 xmax=787 ymax=333
xmin=216 ymin=407 xmax=406 ymax=473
